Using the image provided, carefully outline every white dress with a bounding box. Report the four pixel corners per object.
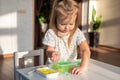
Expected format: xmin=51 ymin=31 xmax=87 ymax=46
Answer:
xmin=43 ymin=28 xmax=86 ymax=63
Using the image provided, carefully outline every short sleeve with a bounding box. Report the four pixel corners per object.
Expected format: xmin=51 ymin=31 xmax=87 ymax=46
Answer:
xmin=42 ymin=29 xmax=56 ymax=47
xmin=76 ymin=29 xmax=86 ymax=45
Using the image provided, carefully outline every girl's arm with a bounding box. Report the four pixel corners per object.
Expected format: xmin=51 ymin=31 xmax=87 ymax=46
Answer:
xmin=79 ymin=40 xmax=91 ymax=68
xmin=46 ymin=46 xmax=60 ymax=62
xmin=72 ymin=40 xmax=91 ymax=74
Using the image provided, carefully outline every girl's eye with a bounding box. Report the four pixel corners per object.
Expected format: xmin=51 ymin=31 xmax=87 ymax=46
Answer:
xmin=70 ymin=24 xmax=73 ymax=25
xmin=60 ymin=24 xmax=66 ymax=26
xmin=70 ymin=23 xmax=75 ymax=25
xmin=59 ymin=23 xmax=74 ymax=26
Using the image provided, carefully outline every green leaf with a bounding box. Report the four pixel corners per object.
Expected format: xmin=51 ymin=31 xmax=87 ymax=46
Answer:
xmin=96 ymin=16 xmax=102 ymax=24
xmin=39 ymin=16 xmax=46 ymax=24
xmin=91 ymin=6 xmax=103 ymax=32
xmin=93 ymin=22 xmax=100 ymax=32
xmin=92 ymin=7 xmax=96 ymax=22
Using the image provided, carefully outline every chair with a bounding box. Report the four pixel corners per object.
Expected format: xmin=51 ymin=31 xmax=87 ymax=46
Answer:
xmin=14 ymin=48 xmax=44 ymax=80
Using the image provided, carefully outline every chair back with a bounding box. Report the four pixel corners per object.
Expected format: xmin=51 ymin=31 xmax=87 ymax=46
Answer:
xmin=14 ymin=48 xmax=44 ymax=80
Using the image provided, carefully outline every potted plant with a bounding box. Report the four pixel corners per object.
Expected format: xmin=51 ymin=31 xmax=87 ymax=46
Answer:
xmin=89 ymin=7 xmax=103 ymax=47
xmin=39 ymin=16 xmax=48 ymax=34
xmin=38 ymin=0 xmax=53 ymax=35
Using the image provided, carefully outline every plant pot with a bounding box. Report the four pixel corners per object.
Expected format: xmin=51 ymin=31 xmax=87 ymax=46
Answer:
xmin=89 ymin=32 xmax=100 ymax=48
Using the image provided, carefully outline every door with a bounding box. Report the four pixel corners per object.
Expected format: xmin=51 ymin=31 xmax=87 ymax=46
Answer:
xmin=34 ymin=0 xmax=44 ymax=49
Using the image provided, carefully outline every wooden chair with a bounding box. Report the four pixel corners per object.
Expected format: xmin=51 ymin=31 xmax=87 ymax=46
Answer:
xmin=14 ymin=48 xmax=44 ymax=80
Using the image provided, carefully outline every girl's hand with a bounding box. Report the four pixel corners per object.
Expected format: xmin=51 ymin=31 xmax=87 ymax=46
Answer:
xmin=51 ymin=51 xmax=60 ymax=62
xmin=71 ymin=65 xmax=87 ymax=74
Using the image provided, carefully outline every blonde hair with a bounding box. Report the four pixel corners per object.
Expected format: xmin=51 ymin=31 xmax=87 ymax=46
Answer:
xmin=49 ymin=0 xmax=79 ymax=48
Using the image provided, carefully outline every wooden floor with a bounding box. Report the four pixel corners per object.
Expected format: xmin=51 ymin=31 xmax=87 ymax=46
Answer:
xmin=0 ymin=58 xmax=14 ymax=80
xmin=0 ymin=46 xmax=120 ymax=80
xmin=91 ymin=53 xmax=120 ymax=67
xmin=90 ymin=45 xmax=120 ymax=67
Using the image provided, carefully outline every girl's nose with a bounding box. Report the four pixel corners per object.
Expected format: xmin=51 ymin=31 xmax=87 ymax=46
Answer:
xmin=65 ymin=25 xmax=69 ymax=29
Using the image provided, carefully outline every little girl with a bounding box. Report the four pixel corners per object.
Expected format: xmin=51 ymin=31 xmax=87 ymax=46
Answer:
xmin=43 ymin=0 xmax=90 ymax=74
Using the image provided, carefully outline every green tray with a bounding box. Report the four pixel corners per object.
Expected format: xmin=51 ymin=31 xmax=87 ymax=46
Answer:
xmin=51 ymin=61 xmax=81 ymax=74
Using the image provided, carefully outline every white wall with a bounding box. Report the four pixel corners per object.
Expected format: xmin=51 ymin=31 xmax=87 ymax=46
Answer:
xmin=89 ymin=0 xmax=120 ymax=48
xmin=0 ymin=0 xmax=34 ymax=55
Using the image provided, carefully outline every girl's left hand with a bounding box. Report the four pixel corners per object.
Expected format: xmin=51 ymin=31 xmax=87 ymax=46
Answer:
xmin=71 ymin=65 xmax=87 ymax=74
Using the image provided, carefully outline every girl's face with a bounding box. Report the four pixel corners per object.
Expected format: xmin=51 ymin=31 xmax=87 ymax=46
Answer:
xmin=57 ymin=15 xmax=76 ymax=35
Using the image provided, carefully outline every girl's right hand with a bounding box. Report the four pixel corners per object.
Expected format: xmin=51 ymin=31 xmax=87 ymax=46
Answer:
xmin=51 ymin=51 xmax=60 ymax=62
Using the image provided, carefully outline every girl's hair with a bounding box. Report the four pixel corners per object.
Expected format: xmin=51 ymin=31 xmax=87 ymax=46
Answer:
xmin=49 ymin=0 xmax=79 ymax=48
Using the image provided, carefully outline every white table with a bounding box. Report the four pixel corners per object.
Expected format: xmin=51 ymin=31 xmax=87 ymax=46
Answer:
xmin=17 ymin=59 xmax=120 ymax=80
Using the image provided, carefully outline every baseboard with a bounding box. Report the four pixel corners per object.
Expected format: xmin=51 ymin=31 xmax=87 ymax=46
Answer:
xmin=0 ymin=53 xmax=13 ymax=59
xmin=99 ymin=45 xmax=120 ymax=50
xmin=90 ymin=44 xmax=120 ymax=54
